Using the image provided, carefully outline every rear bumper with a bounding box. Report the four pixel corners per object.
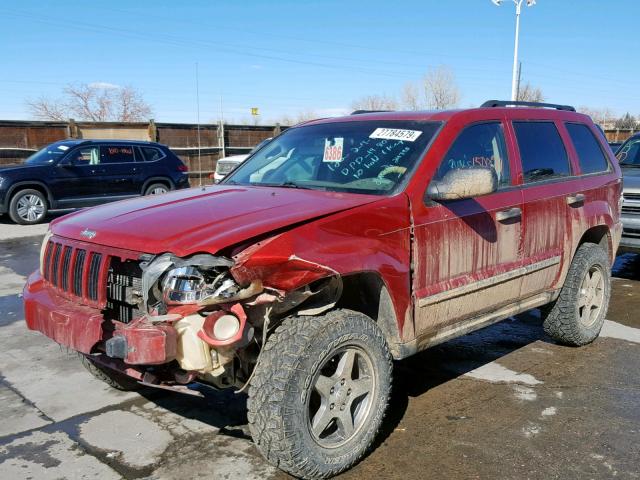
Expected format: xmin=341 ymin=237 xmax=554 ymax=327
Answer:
xmin=24 ymin=270 xmax=176 ymax=364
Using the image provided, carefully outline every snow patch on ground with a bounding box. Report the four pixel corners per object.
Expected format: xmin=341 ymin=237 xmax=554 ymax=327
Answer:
xmin=464 ymin=362 xmax=543 ymax=385
xmin=541 ymin=406 xmax=557 ymax=417
xmin=601 ymin=320 xmax=640 ymax=344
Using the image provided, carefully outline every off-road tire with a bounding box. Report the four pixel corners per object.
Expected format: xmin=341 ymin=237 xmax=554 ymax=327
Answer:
xmin=247 ymin=309 xmax=393 ymax=479
xmin=144 ymin=183 xmax=170 ymax=196
xmin=79 ymin=354 xmax=141 ymax=391
xmin=542 ymin=242 xmax=611 ymax=346
xmin=9 ymin=188 xmax=48 ymax=225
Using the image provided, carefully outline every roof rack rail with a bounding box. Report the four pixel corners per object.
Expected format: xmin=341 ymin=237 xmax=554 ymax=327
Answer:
xmin=481 ymin=100 xmax=575 ymax=112
xmin=350 ymin=110 xmax=392 ymax=115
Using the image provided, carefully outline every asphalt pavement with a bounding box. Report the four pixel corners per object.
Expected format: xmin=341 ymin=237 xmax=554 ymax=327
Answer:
xmin=1 ymin=215 xmax=639 ymax=479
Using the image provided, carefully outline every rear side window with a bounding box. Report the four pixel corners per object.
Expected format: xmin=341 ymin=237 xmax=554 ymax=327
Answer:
xmin=566 ymin=123 xmax=610 ymax=174
xmin=140 ymin=146 xmax=165 ymax=162
xmin=435 ymin=122 xmax=511 ymax=187
xmin=513 ymin=122 xmax=571 ymax=183
xmin=101 ymin=146 xmax=135 ymax=164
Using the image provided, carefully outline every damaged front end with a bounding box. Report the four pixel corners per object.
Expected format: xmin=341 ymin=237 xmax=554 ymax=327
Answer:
xmin=97 ymin=250 xmax=342 ymax=391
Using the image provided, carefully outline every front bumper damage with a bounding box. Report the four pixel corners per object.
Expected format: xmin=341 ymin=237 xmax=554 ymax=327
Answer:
xmin=24 ymin=245 xmax=342 ymax=391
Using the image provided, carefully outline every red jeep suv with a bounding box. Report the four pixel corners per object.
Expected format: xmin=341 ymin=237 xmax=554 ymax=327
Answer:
xmin=24 ymin=101 xmax=622 ymax=479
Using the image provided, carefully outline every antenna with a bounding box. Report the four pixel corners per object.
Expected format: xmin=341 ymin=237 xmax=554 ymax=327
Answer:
xmin=195 ymin=62 xmax=202 ymax=187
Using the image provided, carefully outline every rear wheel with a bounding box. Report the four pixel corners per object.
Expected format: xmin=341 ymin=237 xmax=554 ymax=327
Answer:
xmin=248 ymin=309 xmax=392 ymax=479
xmin=79 ymin=354 xmax=141 ymax=391
xmin=144 ymin=183 xmax=169 ymax=196
xmin=542 ymin=242 xmax=611 ymax=346
xmin=9 ymin=189 xmax=48 ymax=225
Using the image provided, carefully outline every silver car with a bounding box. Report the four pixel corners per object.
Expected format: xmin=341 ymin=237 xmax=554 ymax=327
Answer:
xmin=617 ymin=133 xmax=640 ymax=252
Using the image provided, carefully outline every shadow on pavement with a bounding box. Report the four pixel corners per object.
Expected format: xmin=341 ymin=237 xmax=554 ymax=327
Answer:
xmin=138 ymin=310 xmax=550 ymax=450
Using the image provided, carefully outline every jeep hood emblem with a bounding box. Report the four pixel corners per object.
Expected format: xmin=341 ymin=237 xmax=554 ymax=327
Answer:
xmin=80 ymin=228 xmax=97 ymax=239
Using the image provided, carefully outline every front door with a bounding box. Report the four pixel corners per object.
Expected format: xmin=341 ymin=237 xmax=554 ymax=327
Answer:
xmin=411 ymin=121 xmax=523 ymax=342
xmin=50 ymin=146 xmax=105 ymax=206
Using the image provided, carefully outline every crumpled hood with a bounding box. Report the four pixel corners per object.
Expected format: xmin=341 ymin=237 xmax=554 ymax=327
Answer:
xmin=51 ymin=185 xmax=381 ymax=256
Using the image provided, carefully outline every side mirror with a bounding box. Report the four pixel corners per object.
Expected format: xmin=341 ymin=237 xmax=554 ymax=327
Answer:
xmin=427 ymin=167 xmax=498 ymax=201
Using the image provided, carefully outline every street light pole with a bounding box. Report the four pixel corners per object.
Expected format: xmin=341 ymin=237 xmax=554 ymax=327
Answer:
xmin=511 ymin=0 xmax=522 ymax=101
xmin=492 ymin=0 xmax=536 ymax=101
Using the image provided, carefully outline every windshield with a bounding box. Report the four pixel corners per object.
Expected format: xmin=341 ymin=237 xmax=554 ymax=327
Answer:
xmin=25 ymin=143 xmax=74 ymax=165
xmin=224 ymin=120 xmax=441 ymax=195
xmin=617 ymin=137 xmax=640 ymax=167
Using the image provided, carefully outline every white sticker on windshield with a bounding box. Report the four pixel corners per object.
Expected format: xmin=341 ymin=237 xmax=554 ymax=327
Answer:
xmin=57 ymin=145 xmax=70 ymax=151
xmin=369 ymin=128 xmax=422 ymax=142
xmin=323 ymin=137 xmax=344 ymax=162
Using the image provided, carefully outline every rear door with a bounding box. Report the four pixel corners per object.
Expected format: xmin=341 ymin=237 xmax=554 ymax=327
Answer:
xmin=98 ymin=144 xmax=140 ymax=196
xmin=510 ymin=120 xmax=581 ymax=297
xmin=411 ymin=117 xmax=524 ymax=340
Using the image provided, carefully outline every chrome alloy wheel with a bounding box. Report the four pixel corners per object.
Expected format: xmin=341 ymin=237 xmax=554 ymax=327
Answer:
xmin=149 ymin=186 xmax=168 ymax=195
xmin=16 ymin=194 xmax=45 ymax=222
xmin=307 ymin=346 xmax=375 ymax=448
xmin=578 ymin=265 xmax=605 ymax=327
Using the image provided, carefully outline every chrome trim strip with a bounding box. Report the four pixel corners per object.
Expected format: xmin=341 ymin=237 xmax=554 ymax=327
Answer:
xmin=417 ymin=256 xmax=561 ymax=308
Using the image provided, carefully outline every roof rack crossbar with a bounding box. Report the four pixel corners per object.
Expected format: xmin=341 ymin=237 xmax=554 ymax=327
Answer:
xmin=481 ymin=100 xmax=575 ymax=112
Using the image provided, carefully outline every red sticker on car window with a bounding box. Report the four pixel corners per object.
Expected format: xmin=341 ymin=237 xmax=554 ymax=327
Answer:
xmin=323 ymin=138 xmax=344 ymax=162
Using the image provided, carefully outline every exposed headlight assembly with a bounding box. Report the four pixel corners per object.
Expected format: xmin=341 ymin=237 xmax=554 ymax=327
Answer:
xmin=140 ymin=253 xmax=263 ymax=315
xmin=162 ymin=266 xmax=209 ymax=304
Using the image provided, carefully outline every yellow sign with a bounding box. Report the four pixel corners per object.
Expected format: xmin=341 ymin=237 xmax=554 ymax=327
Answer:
xmin=251 ymin=107 xmax=259 ymax=116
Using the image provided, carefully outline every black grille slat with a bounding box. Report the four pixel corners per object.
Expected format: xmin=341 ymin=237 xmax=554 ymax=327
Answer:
xmin=60 ymin=247 xmax=72 ymax=291
xmin=50 ymin=244 xmax=62 ymax=287
xmin=43 ymin=242 xmax=53 ymax=281
xmin=73 ymin=250 xmax=86 ymax=297
xmin=87 ymin=254 xmax=102 ymax=301
xmin=624 ymin=193 xmax=640 ymax=201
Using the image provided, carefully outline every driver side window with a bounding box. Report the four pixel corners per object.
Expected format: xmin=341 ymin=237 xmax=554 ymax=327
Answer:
xmin=70 ymin=147 xmax=100 ymax=166
xmin=435 ymin=122 xmax=511 ymax=187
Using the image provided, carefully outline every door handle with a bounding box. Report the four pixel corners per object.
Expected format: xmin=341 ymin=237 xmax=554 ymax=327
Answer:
xmin=566 ymin=193 xmax=585 ymax=206
xmin=496 ymin=207 xmax=522 ymax=222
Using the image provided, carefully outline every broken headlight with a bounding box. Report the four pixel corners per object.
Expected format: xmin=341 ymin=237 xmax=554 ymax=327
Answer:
xmin=162 ymin=266 xmax=208 ymax=304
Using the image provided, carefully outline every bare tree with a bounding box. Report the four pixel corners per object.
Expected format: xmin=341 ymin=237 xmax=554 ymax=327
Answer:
xmin=401 ymin=82 xmax=422 ymax=111
xmin=578 ymin=106 xmax=616 ymax=128
xmin=422 ymin=66 xmax=460 ymax=110
xmin=351 ymin=94 xmax=398 ymax=112
xmin=271 ymin=109 xmax=319 ymax=126
xmin=516 ymin=82 xmax=545 ymax=103
xmin=26 ymin=96 xmax=67 ymax=121
xmin=27 ymin=83 xmax=152 ymax=121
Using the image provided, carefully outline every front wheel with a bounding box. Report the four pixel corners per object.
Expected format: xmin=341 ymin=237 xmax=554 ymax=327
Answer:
xmin=9 ymin=189 xmax=48 ymax=224
xmin=79 ymin=354 xmax=141 ymax=391
xmin=247 ymin=309 xmax=392 ymax=479
xmin=542 ymin=242 xmax=611 ymax=346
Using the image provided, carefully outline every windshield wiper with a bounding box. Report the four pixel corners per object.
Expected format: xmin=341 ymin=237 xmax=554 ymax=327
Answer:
xmin=261 ymin=181 xmax=314 ymax=190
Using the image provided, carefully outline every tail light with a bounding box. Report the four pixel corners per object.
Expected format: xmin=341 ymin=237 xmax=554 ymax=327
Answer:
xmin=177 ymin=164 xmax=189 ymax=172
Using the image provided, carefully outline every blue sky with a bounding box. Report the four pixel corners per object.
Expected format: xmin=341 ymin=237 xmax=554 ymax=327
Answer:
xmin=2 ymin=0 xmax=639 ymax=123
